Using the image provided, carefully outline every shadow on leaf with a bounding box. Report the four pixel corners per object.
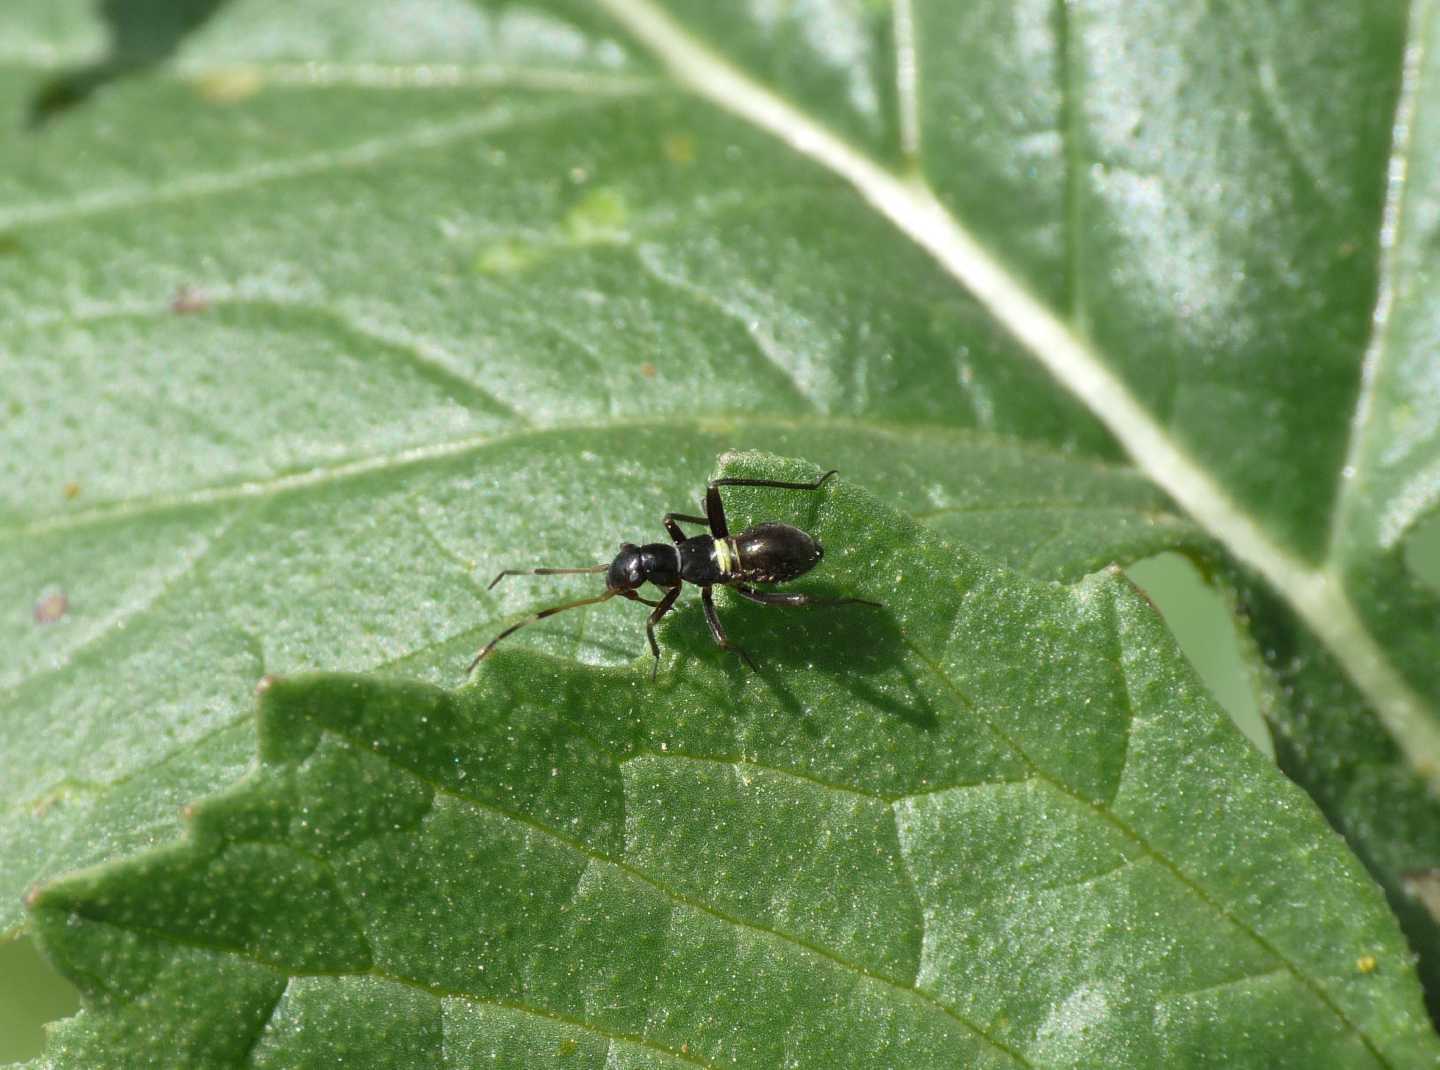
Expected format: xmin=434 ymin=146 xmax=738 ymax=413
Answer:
xmin=661 ymin=584 xmax=937 ymax=731
xmin=27 ymin=0 xmax=230 ymax=127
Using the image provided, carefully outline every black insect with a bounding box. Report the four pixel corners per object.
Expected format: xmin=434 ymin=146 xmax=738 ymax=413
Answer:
xmin=469 ymin=470 xmax=880 ymax=677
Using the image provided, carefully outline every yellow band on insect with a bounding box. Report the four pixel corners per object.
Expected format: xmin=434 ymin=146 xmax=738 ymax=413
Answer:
xmin=716 ymin=537 xmax=744 ymax=576
xmin=714 ymin=537 xmax=733 ymax=575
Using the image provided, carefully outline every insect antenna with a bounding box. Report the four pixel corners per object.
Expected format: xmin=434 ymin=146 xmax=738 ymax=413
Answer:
xmin=488 ymin=564 xmax=608 ymax=590
xmin=467 ymin=590 xmax=617 ymax=674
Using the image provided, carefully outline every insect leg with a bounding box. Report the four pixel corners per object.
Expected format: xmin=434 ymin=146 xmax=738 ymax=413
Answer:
xmin=701 ymin=586 xmax=756 ymax=670
xmin=730 ymin=583 xmax=881 ymax=609
xmin=704 ymin=470 xmax=838 ymax=539
xmin=467 ymin=590 xmax=616 ymax=673
xmin=701 ymin=485 xmax=729 ymax=538
xmin=663 ymin=513 xmax=709 ymax=543
xmin=644 ymin=585 xmax=682 ymax=679
xmin=487 ymin=564 xmax=608 ymax=590
xmin=708 ymin=471 xmax=837 ymax=493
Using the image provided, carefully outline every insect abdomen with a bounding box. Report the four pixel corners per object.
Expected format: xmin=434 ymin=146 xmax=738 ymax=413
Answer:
xmin=732 ymin=523 xmax=822 ymax=583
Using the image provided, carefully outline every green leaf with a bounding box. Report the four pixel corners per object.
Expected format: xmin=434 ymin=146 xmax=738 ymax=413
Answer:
xmin=5 ymin=0 xmax=1440 ymax=1061
xmin=0 ymin=1 xmax=1204 ymax=935
xmin=1243 ymin=574 xmax=1440 ymax=1022
xmin=28 ymin=464 xmax=1438 ymax=1067
xmin=559 ymin=0 xmax=1440 ymax=1009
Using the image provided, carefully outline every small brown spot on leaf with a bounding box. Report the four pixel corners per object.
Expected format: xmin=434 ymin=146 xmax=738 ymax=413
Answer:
xmin=639 ymin=361 xmax=656 ymax=379
xmin=171 ymin=285 xmax=210 ymax=314
xmin=34 ymin=590 xmax=68 ymax=624
xmin=62 ymin=481 xmax=80 ymax=500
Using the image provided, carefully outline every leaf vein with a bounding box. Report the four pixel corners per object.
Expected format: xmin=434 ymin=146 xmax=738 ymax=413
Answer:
xmin=316 ymin=721 xmax=1033 ymax=1065
xmin=616 ymin=750 xmax=896 ymax=802
xmin=1153 ymin=965 xmax=1291 ymax=1005
xmin=901 ymin=631 xmax=1391 ymax=1066
xmin=0 ymin=97 xmax=634 ymax=232
xmin=40 ymin=915 xmax=722 ymax=1069
xmin=0 ymin=417 xmax=1137 ymax=540
xmin=237 ymin=975 xmax=289 ymax=1067
xmin=630 ymin=246 xmax=820 ymax=411
xmin=1 ymin=504 xmax=253 ymax=692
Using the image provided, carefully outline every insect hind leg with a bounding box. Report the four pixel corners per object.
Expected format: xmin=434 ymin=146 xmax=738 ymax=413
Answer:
xmin=731 ymin=583 xmax=881 ymax=609
xmin=704 ymin=470 xmax=837 ymax=539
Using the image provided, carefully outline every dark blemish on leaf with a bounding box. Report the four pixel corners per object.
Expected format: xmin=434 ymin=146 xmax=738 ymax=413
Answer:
xmin=170 ymin=285 xmax=210 ymax=314
xmin=34 ymin=590 xmax=68 ymax=625
xmin=25 ymin=0 xmax=230 ymax=128
xmin=62 ymin=481 xmax=81 ymax=500
xmin=26 ymin=76 xmax=92 ymax=128
xmin=639 ymin=361 xmax=657 ymax=379
xmin=29 ymin=783 xmax=74 ymax=818
xmin=0 ymin=233 xmax=24 ymax=256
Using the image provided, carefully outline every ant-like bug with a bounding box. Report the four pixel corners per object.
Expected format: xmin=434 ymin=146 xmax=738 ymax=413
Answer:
xmin=469 ymin=469 xmax=880 ymax=677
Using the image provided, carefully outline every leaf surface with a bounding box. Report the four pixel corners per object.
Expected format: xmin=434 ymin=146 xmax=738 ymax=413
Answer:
xmin=28 ymin=462 xmax=1438 ymax=1067
xmin=3 ymin=0 xmax=1440 ymax=1061
xmin=0 ymin=0 xmax=1201 ymax=934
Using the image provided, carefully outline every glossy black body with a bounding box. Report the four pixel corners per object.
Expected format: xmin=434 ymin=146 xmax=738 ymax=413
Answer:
xmin=681 ymin=524 xmax=821 ymax=586
xmin=605 ymin=526 xmax=823 ymax=593
xmin=472 ymin=470 xmax=877 ymax=677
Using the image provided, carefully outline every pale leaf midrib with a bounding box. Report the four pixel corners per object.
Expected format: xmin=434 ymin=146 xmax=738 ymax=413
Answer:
xmin=1332 ymin=5 xmax=1430 ymax=556
xmin=0 ymin=414 xmax=1153 ymax=540
xmin=589 ymin=0 xmax=1440 ymax=787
